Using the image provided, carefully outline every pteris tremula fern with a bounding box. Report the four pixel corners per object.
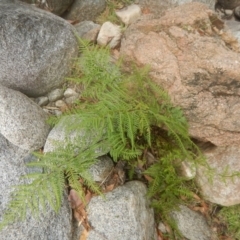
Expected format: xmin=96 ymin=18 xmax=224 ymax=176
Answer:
xmin=0 ymin=139 xmax=106 ymax=230
xmin=67 ymin=39 xmax=198 ymax=161
xmin=0 ymin=39 xmax=201 ymax=230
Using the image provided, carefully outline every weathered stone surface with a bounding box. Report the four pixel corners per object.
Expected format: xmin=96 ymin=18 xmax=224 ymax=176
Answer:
xmin=89 ymin=155 xmax=114 ymax=182
xmin=0 ymin=134 xmax=72 ymax=240
xmin=74 ymin=21 xmax=101 ymax=43
xmin=196 ymin=145 xmax=240 ymax=206
xmin=63 ymin=0 xmax=106 ymax=22
xmin=44 ymin=115 xmax=109 ymax=155
xmin=97 ymin=21 xmax=122 ymax=48
xmin=115 ymin=4 xmax=142 ymax=25
xmin=170 ymin=205 xmax=215 ymax=240
xmin=74 ymin=21 xmax=100 ymax=38
xmin=55 ymin=99 xmax=68 ymax=108
xmin=48 ymin=88 xmax=64 ymax=102
xmin=225 ymin=20 xmax=240 ymax=43
xmin=137 ymin=0 xmax=215 ymax=17
xmin=120 ymin=2 xmax=240 ymax=146
xmin=176 ymin=160 xmax=196 ymax=180
xmin=0 ymin=1 xmax=78 ymax=97
xmin=76 ymin=181 xmax=157 ymax=240
xmin=44 ymin=115 xmax=82 ymax=152
xmin=35 ymin=96 xmax=49 ymax=107
xmin=64 ymin=88 xmax=79 ymax=98
xmin=20 ymin=0 xmax=73 ymax=15
xmin=44 ymin=0 xmax=73 ymax=15
xmin=0 ymin=85 xmax=50 ymax=151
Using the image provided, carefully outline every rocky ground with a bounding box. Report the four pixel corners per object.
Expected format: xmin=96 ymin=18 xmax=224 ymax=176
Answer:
xmin=1 ymin=0 xmax=240 ymax=240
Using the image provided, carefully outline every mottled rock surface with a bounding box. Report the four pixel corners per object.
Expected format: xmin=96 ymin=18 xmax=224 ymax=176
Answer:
xmin=115 ymin=4 xmax=142 ymax=25
xmin=225 ymin=19 xmax=240 ymax=43
xmin=43 ymin=115 xmax=109 ymax=155
xmin=89 ymin=155 xmax=114 ymax=182
xmin=0 ymin=85 xmax=50 ymax=151
xmin=63 ymin=0 xmax=106 ymax=22
xmin=196 ymin=144 xmax=240 ymax=206
xmin=97 ymin=21 xmax=122 ymax=48
xmin=76 ymin=181 xmax=157 ymax=240
xmin=20 ymin=0 xmax=73 ymax=15
xmin=170 ymin=205 xmax=215 ymax=240
xmin=137 ymin=0 xmax=215 ymax=17
xmin=0 ymin=134 xmax=72 ymax=240
xmin=120 ymin=2 xmax=240 ymax=146
xmin=0 ymin=1 xmax=78 ymax=97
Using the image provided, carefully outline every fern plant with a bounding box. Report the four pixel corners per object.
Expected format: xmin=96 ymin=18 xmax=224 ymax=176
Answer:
xmin=0 ymin=39 xmax=201 ymax=231
xmin=218 ymin=204 xmax=240 ymax=239
xmin=0 ymin=138 xmax=107 ymax=230
xmin=68 ymin=40 xmax=198 ymax=161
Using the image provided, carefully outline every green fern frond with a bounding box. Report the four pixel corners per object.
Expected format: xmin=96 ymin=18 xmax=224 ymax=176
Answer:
xmin=1 ymin=39 xmax=203 ymax=231
xmin=0 ymin=140 xmax=104 ymax=230
xmin=144 ymin=149 xmax=194 ymax=217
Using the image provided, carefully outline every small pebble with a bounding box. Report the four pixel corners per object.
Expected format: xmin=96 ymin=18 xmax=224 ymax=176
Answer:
xmin=65 ymin=95 xmax=79 ymax=105
xmin=54 ymin=110 xmax=63 ymax=116
xmin=158 ymin=222 xmax=167 ymax=233
xmin=48 ymin=88 xmax=64 ymax=102
xmin=64 ymin=88 xmax=78 ymax=98
xmin=35 ymin=96 xmax=49 ymax=107
xmin=55 ymin=100 xmax=67 ymax=108
xmin=115 ymin=4 xmax=141 ymax=25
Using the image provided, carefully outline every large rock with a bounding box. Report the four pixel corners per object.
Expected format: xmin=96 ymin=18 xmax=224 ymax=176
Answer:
xmin=137 ymin=0 xmax=215 ymax=16
xmin=170 ymin=205 xmax=215 ymax=240
xmin=196 ymin=144 xmax=240 ymax=206
xmin=0 ymin=1 xmax=78 ymax=97
xmin=0 ymin=85 xmax=50 ymax=151
xmin=120 ymin=2 xmax=240 ymax=147
xmin=20 ymin=0 xmax=74 ymax=16
xmin=76 ymin=181 xmax=157 ymax=240
xmin=0 ymin=134 xmax=72 ymax=240
xmin=44 ymin=115 xmax=109 ymax=154
xmin=63 ymin=0 xmax=106 ymax=22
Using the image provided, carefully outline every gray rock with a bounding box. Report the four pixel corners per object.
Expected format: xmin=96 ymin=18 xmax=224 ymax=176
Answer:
xmin=0 ymin=134 xmax=72 ymax=240
xmin=74 ymin=21 xmax=101 ymax=38
xmin=137 ymin=0 xmax=215 ymax=17
xmin=35 ymin=96 xmax=49 ymax=106
xmin=65 ymin=95 xmax=79 ymax=105
xmin=48 ymin=88 xmax=64 ymax=102
xmin=20 ymin=0 xmax=74 ymax=15
xmin=64 ymin=88 xmax=80 ymax=104
xmin=82 ymin=27 xmax=101 ymax=43
xmin=170 ymin=205 xmax=214 ymax=240
xmin=196 ymin=145 xmax=240 ymax=206
xmin=0 ymin=85 xmax=50 ymax=151
xmin=43 ymin=115 xmax=84 ymax=152
xmin=0 ymin=1 xmax=78 ymax=97
xmin=175 ymin=159 xmax=196 ymax=180
xmin=64 ymin=88 xmax=79 ymax=98
xmin=225 ymin=20 xmax=240 ymax=43
xmin=54 ymin=109 xmax=63 ymax=116
xmin=76 ymin=181 xmax=157 ymax=240
xmin=158 ymin=222 xmax=168 ymax=234
xmin=55 ymin=99 xmax=68 ymax=108
xmin=63 ymin=0 xmax=106 ymax=22
xmin=44 ymin=115 xmax=109 ymax=155
xmin=89 ymin=155 xmax=114 ymax=182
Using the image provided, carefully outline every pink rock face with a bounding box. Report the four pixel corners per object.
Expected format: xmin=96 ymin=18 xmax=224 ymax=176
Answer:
xmin=120 ymin=2 xmax=240 ymax=146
